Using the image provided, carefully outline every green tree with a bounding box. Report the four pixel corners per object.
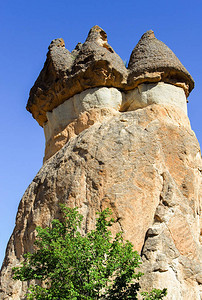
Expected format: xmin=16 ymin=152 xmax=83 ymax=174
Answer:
xmin=13 ymin=206 xmax=167 ymax=299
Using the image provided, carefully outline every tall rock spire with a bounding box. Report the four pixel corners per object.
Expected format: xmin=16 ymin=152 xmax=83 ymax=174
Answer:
xmin=0 ymin=27 xmax=201 ymax=300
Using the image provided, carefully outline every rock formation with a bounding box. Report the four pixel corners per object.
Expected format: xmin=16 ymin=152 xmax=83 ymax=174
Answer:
xmin=127 ymin=30 xmax=194 ymax=96
xmin=26 ymin=25 xmax=128 ymax=126
xmin=0 ymin=26 xmax=201 ymax=299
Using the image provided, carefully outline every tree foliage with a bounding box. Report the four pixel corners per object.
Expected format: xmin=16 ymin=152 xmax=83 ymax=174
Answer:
xmin=13 ymin=206 xmax=167 ymax=299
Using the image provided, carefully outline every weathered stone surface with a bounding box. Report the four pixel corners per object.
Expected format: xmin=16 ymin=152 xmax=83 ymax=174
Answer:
xmin=70 ymin=25 xmax=128 ymax=88
xmin=43 ymin=87 xmax=123 ymax=161
xmin=43 ymin=84 xmax=189 ymax=162
xmin=44 ymin=87 xmax=123 ymax=141
xmin=123 ymin=82 xmax=187 ymax=114
xmin=127 ymin=30 xmax=194 ymax=96
xmin=27 ymin=38 xmax=75 ymax=126
xmin=140 ymin=168 xmax=202 ymax=299
xmin=0 ymin=104 xmax=201 ymax=299
xmin=44 ymin=107 xmax=119 ymax=162
xmin=27 ymin=27 xmax=193 ymax=127
xmin=27 ymin=26 xmax=128 ymax=126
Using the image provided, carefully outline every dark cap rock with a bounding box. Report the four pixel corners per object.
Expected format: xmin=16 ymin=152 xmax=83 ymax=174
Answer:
xmin=27 ymin=38 xmax=74 ymax=125
xmin=27 ymin=26 xmax=128 ymax=126
xmin=69 ymin=25 xmax=128 ymax=91
xmin=127 ymin=30 xmax=194 ymax=96
xmin=27 ymin=28 xmax=194 ymax=127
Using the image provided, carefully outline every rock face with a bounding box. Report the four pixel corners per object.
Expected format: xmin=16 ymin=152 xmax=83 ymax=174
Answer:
xmin=43 ymin=87 xmax=123 ymax=161
xmin=127 ymin=30 xmax=194 ymax=96
xmin=27 ymin=26 xmax=128 ymax=126
xmin=0 ymin=105 xmax=201 ymax=299
xmin=0 ymin=26 xmax=201 ymax=299
xmin=26 ymin=26 xmax=193 ymax=127
xmin=43 ymin=84 xmax=188 ymax=162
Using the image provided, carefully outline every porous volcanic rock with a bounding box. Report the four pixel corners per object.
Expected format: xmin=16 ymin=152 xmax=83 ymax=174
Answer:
xmin=127 ymin=30 xmax=194 ymax=96
xmin=27 ymin=38 xmax=75 ymax=126
xmin=26 ymin=27 xmax=194 ymax=127
xmin=27 ymin=26 xmax=128 ymax=126
xmin=70 ymin=25 xmax=128 ymax=89
xmin=0 ymin=104 xmax=201 ymax=299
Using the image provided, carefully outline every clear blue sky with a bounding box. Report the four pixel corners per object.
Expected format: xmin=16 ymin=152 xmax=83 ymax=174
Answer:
xmin=0 ymin=0 xmax=201 ymax=267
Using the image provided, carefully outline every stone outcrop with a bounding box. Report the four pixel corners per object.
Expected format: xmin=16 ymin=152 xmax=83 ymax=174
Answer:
xmin=26 ymin=26 xmax=193 ymax=127
xmin=0 ymin=104 xmax=201 ymax=299
xmin=27 ymin=38 xmax=75 ymax=126
xmin=43 ymin=83 xmax=188 ymax=162
xmin=0 ymin=26 xmax=201 ymax=299
xmin=27 ymin=26 xmax=128 ymax=126
xmin=43 ymin=87 xmax=122 ymax=161
xmin=127 ymin=30 xmax=194 ymax=96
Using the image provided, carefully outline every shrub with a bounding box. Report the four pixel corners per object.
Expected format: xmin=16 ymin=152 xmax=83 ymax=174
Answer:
xmin=13 ymin=206 xmax=167 ymax=299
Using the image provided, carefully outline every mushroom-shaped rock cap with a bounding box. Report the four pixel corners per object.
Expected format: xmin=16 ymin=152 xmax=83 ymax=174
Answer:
xmin=70 ymin=25 xmax=128 ymax=85
xmin=128 ymin=30 xmax=194 ymax=96
xmin=27 ymin=26 xmax=128 ymax=126
xmin=27 ymin=38 xmax=74 ymax=126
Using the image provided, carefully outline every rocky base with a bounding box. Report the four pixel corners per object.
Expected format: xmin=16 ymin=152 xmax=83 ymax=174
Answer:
xmin=0 ymin=104 xmax=201 ymax=299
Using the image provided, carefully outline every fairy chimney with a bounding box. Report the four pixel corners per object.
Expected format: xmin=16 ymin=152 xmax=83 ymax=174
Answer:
xmin=0 ymin=26 xmax=201 ymax=300
xmin=123 ymin=30 xmax=194 ymax=114
xmin=127 ymin=30 xmax=194 ymax=94
xmin=26 ymin=27 xmax=195 ymax=162
xmin=26 ymin=25 xmax=128 ymax=127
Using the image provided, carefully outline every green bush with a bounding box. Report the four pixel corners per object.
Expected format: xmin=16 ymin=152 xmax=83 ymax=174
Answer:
xmin=13 ymin=206 xmax=167 ymax=299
